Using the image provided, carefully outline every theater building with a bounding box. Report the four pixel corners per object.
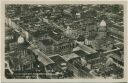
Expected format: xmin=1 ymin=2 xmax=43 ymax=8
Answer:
xmin=39 ymin=29 xmax=76 ymax=55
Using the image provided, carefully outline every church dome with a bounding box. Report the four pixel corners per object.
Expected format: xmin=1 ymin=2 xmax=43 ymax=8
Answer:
xmin=17 ymin=36 xmax=24 ymax=44
xmin=100 ymin=20 xmax=106 ymax=27
xmin=23 ymin=31 xmax=29 ymax=41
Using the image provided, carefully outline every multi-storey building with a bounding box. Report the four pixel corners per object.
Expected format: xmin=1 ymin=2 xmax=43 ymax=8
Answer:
xmin=39 ymin=29 xmax=76 ymax=55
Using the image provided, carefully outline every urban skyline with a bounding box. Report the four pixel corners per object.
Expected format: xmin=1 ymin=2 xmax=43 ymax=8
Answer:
xmin=5 ymin=4 xmax=124 ymax=79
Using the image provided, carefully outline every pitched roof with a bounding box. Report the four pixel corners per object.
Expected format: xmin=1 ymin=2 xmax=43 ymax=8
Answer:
xmin=62 ymin=53 xmax=80 ymax=61
xmin=74 ymin=50 xmax=98 ymax=60
xmin=33 ymin=49 xmax=55 ymax=66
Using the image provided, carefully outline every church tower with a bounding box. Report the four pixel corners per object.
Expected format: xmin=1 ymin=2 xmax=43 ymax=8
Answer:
xmin=65 ymin=25 xmax=72 ymax=37
xmin=97 ymin=20 xmax=107 ymax=39
xmin=93 ymin=20 xmax=107 ymax=51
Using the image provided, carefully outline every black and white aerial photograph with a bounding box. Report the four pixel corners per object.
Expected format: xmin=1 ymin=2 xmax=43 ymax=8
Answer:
xmin=5 ymin=4 xmax=124 ymax=79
